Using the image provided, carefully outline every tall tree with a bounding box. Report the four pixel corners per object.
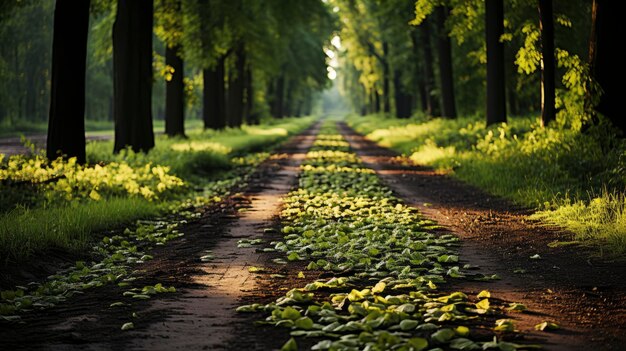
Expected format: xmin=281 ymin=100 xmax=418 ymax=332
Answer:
xmin=244 ymin=67 xmax=259 ymax=125
xmin=485 ymin=0 xmax=507 ymax=125
xmin=157 ymin=0 xmax=186 ymax=137
xmin=393 ymin=69 xmax=412 ymax=118
xmin=203 ymin=56 xmax=226 ymax=129
xmin=227 ymin=44 xmax=246 ymax=127
xmin=539 ymin=0 xmax=555 ymax=127
xmin=46 ymin=0 xmax=90 ymax=163
xmin=270 ymin=74 xmax=286 ymax=118
xmin=382 ymin=41 xmax=391 ymax=114
xmin=112 ymin=0 xmax=155 ymax=153
xmin=435 ymin=6 xmax=456 ymax=119
xmin=419 ymin=20 xmax=440 ymax=117
xmin=165 ymin=44 xmax=185 ymax=136
xmin=409 ymin=29 xmax=428 ymax=114
xmin=588 ymin=0 xmax=626 ymax=134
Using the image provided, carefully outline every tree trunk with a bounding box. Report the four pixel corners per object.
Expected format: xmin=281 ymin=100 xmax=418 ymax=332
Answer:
xmin=47 ymin=0 xmax=90 ymax=163
xmin=589 ymin=0 xmax=626 ymax=134
xmin=113 ymin=0 xmax=155 ymax=153
xmin=435 ymin=6 xmax=457 ymax=119
xmin=203 ymin=56 xmax=226 ymax=130
xmin=244 ymin=67 xmax=259 ymax=125
xmin=394 ymin=70 xmax=411 ymax=118
xmin=485 ymin=0 xmax=507 ymax=125
xmin=374 ymin=89 xmax=380 ymax=113
xmin=165 ymin=45 xmax=185 ymax=137
xmin=539 ymin=0 xmax=555 ymax=127
xmin=382 ymin=41 xmax=391 ymax=114
xmin=227 ymin=46 xmax=246 ymax=127
xmin=274 ymin=74 xmax=285 ymax=118
xmin=420 ymin=20 xmax=440 ymax=117
xmin=283 ymin=80 xmax=293 ymax=117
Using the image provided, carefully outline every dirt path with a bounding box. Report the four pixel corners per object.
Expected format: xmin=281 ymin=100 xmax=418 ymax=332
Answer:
xmin=2 ymin=121 xmax=625 ymax=351
xmin=339 ymin=122 xmax=626 ymax=351
xmin=0 ymin=123 xmax=318 ymax=350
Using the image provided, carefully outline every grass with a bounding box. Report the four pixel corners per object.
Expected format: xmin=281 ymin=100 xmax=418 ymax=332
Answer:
xmin=0 ymin=116 xmax=318 ymax=264
xmin=0 ymin=198 xmax=160 ymax=264
xmin=346 ymin=113 xmax=626 ymax=255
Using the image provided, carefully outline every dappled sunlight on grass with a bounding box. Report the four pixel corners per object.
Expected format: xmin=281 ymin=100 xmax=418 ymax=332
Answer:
xmin=532 ymin=192 xmax=626 ymax=255
xmin=244 ymin=126 xmax=288 ymax=136
xmin=347 ymin=113 xmax=626 ymax=254
xmin=170 ymin=141 xmax=231 ymax=154
xmin=409 ymin=141 xmax=457 ymax=167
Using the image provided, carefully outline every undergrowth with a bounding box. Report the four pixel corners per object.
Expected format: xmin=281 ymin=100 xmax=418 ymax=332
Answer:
xmin=346 ymin=113 xmax=626 ymax=255
xmin=0 ymin=116 xmax=316 ymax=263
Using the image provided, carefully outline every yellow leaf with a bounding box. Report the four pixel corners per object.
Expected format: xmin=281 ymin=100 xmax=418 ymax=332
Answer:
xmin=475 ymin=299 xmax=490 ymax=310
xmin=89 ymin=189 xmax=101 ymax=201
xmin=372 ymin=282 xmax=386 ymax=294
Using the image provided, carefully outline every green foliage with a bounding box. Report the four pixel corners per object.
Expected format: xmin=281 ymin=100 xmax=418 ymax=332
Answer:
xmin=347 ymin=114 xmax=626 ymax=253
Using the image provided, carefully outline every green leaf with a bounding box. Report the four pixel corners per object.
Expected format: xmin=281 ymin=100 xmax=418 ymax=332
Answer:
xmin=535 ymin=321 xmax=559 ymax=331
xmin=0 ymin=315 xmax=21 ymax=322
xmin=295 ymin=317 xmax=314 ymax=330
xmin=288 ymin=252 xmax=301 ymax=261
xmin=236 ymin=304 xmax=260 ymax=313
xmin=406 ymin=337 xmax=428 ymax=350
xmin=282 ymin=306 xmax=302 ymax=320
xmin=431 ymin=328 xmax=455 ymax=343
xmin=399 ymin=319 xmax=419 ymax=331
xmin=132 ymin=294 xmax=151 ymax=300
xmin=449 ymin=338 xmax=479 ymax=350
xmin=507 ymin=303 xmax=527 ymax=312
xmin=248 ymin=266 xmax=265 ymax=273
xmin=281 ymin=337 xmax=298 ymax=351
xmin=395 ymin=303 xmax=416 ymax=313
xmin=494 ymin=319 xmax=515 ymax=332
xmin=438 ymin=254 xmax=459 ymax=263
xmin=121 ymin=322 xmax=134 ymax=330
xmin=312 ymin=340 xmax=332 ymax=350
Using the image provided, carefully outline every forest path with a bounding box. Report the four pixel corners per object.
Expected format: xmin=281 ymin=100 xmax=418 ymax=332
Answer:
xmin=1 ymin=120 xmax=625 ymax=351
xmin=338 ymin=122 xmax=626 ymax=351
xmin=0 ymin=123 xmax=319 ymax=350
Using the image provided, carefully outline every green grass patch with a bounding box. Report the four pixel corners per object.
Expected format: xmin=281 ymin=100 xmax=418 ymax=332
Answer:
xmin=346 ymin=113 xmax=626 ymax=255
xmin=0 ymin=116 xmax=317 ymax=264
xmin=0 ymin=198 xmax=160 ymax=263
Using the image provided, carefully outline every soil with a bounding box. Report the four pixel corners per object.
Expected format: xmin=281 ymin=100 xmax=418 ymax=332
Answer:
xmin=1 ymin=121 xmax=624 ymax=351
